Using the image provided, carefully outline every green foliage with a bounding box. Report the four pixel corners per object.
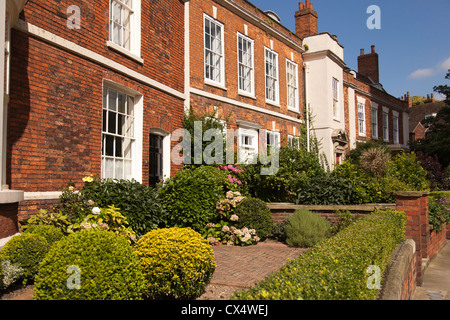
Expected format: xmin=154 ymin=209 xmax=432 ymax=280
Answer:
xmin=20 ymin=209 xmax=71 ymax=234
xmin=428 ymin=192 xmax=450 ymax=232
xmin=347 ymin=140 xmax=389 ymax=164
xmin=233 ymin=197 xmax=274 ymax=241
xmin=243 ymin=146 xmax=326 ymax=202
xmin=160 ymin=166 xmax=227 ymax=233
xmin=134 ymin=227 xmax=216 ymax=300
xmin=23 ymin=225 xmax=65 ymax=245
xmin=183 ymin=107 xmax=229 ymax=166
xmin=76 ymin=205 xmax=137 ymax=244
xmin=285 ymin=210 xmax=331 ymax=247
xmin=232 ymin=209 xmax=406 ymax=300
xmin=0 ymin=233 xmax=50 ymax=284
xmin=387 ymin=151 xmax=430 ymax=191
xmin=296 ymin=174 xmax=356 ymax=205
xmin=81 ymin=178 xmax=166 ymax=237
xmin=411 ymin=70 xmax=450 ymax=167
xmin=332 ymin=146 xmax=429 ymax=205
xmin=329 ymin=211 xmax=360 ymax=236
xmin=34 ymin=229 xmax=146 ymax=300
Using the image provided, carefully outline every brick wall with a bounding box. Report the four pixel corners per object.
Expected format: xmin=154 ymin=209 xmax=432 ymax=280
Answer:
xmin=7 ymin=0 xmax=185 ymax=194
xmin=0 ymin=203 xmax=19 ymax=238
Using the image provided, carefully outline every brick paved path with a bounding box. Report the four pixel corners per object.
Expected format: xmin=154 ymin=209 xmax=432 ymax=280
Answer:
xmin=209 ymin=242 xmax=306 ymax=288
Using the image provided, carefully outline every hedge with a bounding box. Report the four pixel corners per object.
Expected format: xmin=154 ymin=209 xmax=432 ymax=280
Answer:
xmin=232 ymin=209 xmax=407 ymax=300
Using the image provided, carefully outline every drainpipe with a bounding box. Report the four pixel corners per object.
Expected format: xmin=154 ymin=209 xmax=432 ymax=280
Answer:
xmin=0 ymin=1 xmax=6 ymax=191
xmin=303 ymin=62 xmax=310 ymax=152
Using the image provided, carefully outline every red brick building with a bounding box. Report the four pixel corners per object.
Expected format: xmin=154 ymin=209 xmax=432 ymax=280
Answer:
xmin=1 ymin=0 xmax=186 ymax=240
xmin=185 ymin=0 xmax=306 ymax=163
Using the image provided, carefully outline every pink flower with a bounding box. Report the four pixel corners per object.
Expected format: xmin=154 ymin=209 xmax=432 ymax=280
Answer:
xmin=228 ymin=164 xmax=234 ymax=170
xmin=237 ymin=180 xmax=242 ymax=185
xmin=227 ymin=174 xmax=232 ymax=179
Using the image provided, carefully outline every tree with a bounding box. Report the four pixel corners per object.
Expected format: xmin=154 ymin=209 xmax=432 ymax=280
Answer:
xmin=410 ymin=70 xmax=450 ymax=167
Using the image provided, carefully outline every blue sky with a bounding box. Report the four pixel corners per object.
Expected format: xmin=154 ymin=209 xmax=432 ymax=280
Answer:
xmin=251 ymin=0 xmax=450 ymax=100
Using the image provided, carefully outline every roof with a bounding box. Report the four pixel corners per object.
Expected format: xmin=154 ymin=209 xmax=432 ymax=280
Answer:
xmin=408 ymin=100 xmax=447 ymax=130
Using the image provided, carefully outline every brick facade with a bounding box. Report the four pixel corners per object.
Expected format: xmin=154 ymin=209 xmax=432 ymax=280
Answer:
xmin=4 ymin=0 xmax=185 ymax=223
xmin=188 ymin=0 xmax=305 ymax=154
xmin=343 ymin=63 xmax=409 ymax=149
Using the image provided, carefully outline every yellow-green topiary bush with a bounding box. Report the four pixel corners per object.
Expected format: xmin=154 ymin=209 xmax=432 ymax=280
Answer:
xmin=134 ymin=227 xmax=216 ymax=299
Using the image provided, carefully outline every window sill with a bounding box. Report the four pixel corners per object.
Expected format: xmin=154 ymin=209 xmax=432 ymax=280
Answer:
xmin=107 ymin=41 xmax=144 ymax=64
xmin=288 ymin=107 xmax=301 ymax=114
xmin=205 ymin=80 xmax=227 ymax=91
xmin=238 ymin=90 xmax=256 ymax=100
xmin=266 ymin=100 xmax=280 ymax=108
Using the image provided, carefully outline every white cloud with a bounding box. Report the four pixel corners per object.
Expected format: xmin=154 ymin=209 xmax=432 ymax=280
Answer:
xmin=441 ymin=57 xmax=450 ymax=71
xmin=409 ymin=68 xmax=435 ymax=79
xmin=408 ymin=57 xmax=450 ymax=80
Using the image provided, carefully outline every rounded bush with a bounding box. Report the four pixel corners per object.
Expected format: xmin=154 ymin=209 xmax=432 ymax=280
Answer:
xmin=234 ymin=197 xmax=274 ymax=240
xmin=34 ymin=229 xmax=146 ymax=300
xmin=285 ymin=210 xmax=331 ymax=247
xmin=160 ymin=166 xmax=227 ymax=233
xmin=134 ymin=227 xmax=216 ymax=299
xmin=0 ymin=233 xmax=50 ymax=283
xmin=23 ymin=225 xmax=65 ymax=245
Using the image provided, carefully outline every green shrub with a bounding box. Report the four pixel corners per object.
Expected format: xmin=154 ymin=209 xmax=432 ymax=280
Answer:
xmin=0 ymin=233 xmax=50 ymax=283
xmin=242 ymin=146 xmax=326 ymax=202
xmin=134 ymin=227 xmax=216 ymax=299
xmin=20 ymin=209 xmax=71 ymax=235
xmin=296 ymin=174 xmax=356 ymax=205
xmin=233 ymin=197 xmax=274 ymax=241
xmin=81 ymin=178 xmax=166 ymax=237
xmin=34 ymin=229 xmax=145 ymax=300
xmin=160 ymin=166 xmax=227 ymax=233
xmin=232 ymin=209 xmax=406 ymax=300
xmin=428 ymin=192 xmax=450 ymax=232
xmin=23 ymin=225 xmax=65 ymax=245
xmin=271 ymin=220 xmax=289 ymax=243
xmin=387 ymin=151 xmax=430 ymax=191
xmin=285 ymin=210 xmax=331 ymax=247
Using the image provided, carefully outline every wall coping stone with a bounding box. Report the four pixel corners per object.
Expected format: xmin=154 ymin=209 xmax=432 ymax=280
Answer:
xmin=378 ymin=239 xmax=416 ymax=300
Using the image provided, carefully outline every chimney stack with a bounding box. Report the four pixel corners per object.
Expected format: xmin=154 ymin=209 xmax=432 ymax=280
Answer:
xmin=295 ymin=1 xmax=318 ymax=39
xmin=358 ymin=45 xmax=379 ymax=84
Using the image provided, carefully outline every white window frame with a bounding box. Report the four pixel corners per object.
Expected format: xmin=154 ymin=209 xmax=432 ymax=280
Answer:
xmin=288 ymin=135 xmax=300 ymax=149
xmin=264 ymin=47 xmax=279 ymax=105
xmin=102 ymin=81 xmax=143 ymax=182
xmin=204 ymin=14 xmax=225 ymax=87
xmin=371 ymin=102 xmax=379 ymax=139
xmin=332 ymin=77 xmax=339 ymax=119
xmin=357 ymin=98 xmax=366 ymax=137
xmin=266 ymin=130 xmax=280 ymax=149
xmin=237 ymin=32 xmax=255 ymax=97
xmin=108 ymin=0 xmax=142 ymax=62
xmin=393 ymin=111 xmax=399 ymax=144
xmin=286 ymin=59 xmax=299 ymax=111
xmin=238 ymin=127 xmax=259 ymax=164
xmin=383 ymin=107 xmax=390 ymax=142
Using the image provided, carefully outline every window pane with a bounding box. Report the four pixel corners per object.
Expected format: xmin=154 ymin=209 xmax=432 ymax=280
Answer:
xmin=115 ymin=159 xmax=123 ymax=179
xmin=108 ymin=111 xmax=116 ymax=133
xmin=104 ymin=158 xmax=114 ymax=179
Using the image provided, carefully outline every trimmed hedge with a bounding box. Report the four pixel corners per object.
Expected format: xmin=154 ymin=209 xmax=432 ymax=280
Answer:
xmin=232 ymin=209 xmax=406 ymax=300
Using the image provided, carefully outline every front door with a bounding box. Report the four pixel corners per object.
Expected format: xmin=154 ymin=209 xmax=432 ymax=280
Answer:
xmin=149 ymin=134 xmax=163 ymax=187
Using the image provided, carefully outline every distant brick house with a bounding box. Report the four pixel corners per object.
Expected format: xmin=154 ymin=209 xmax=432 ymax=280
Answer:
xmin=0 ymin=0 xmax=186 ymax=239
xmin=408 ymin=96 xmax=446 ymax=142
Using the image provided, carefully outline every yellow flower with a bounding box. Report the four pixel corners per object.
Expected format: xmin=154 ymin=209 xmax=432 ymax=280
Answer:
xmin=68 ymin=186 xmax=75 ymax=191
xmin=83 ymin=174 xmax=94 ymax=183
